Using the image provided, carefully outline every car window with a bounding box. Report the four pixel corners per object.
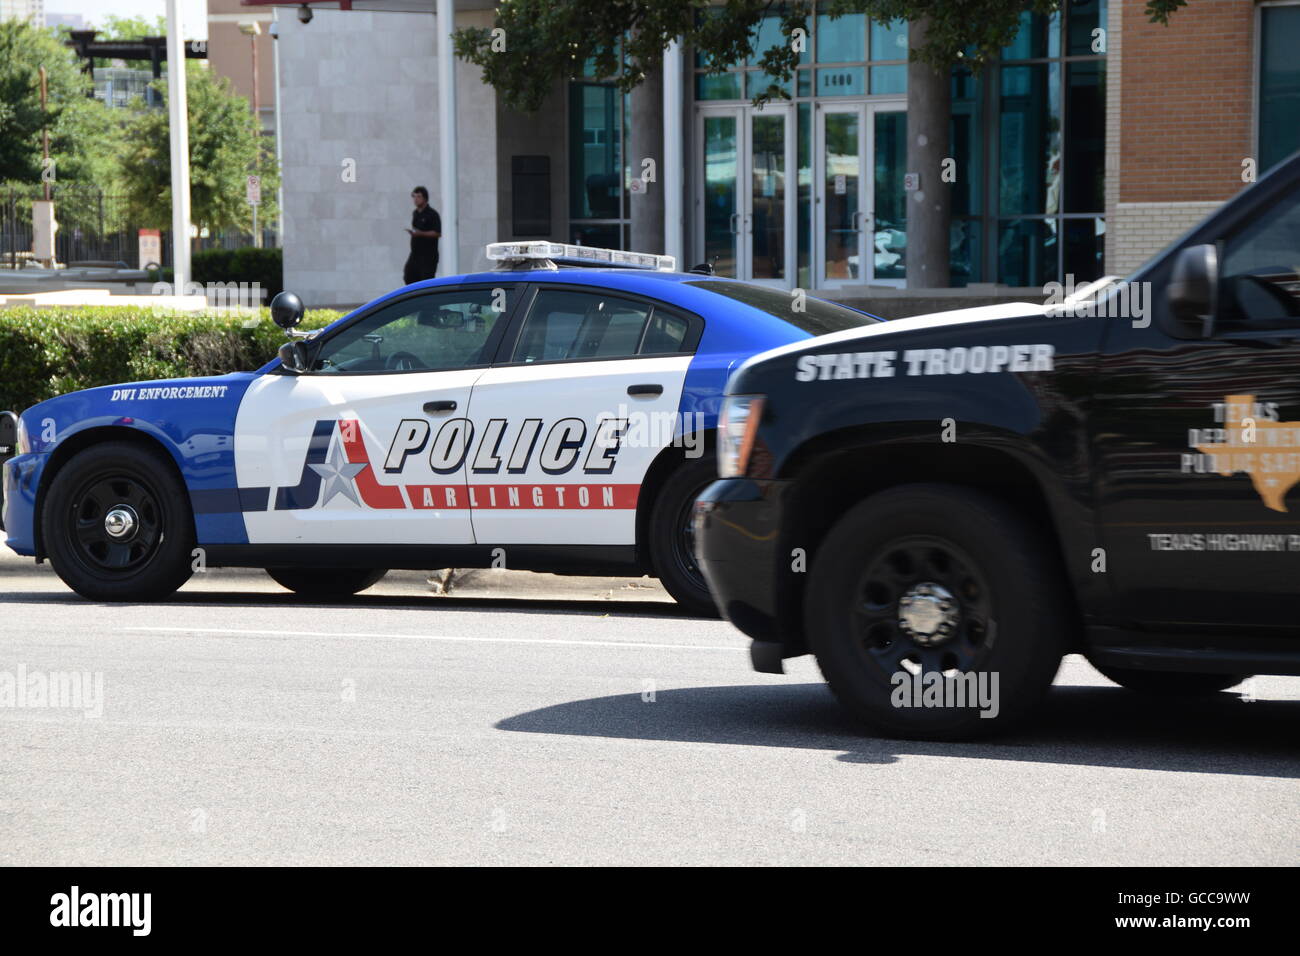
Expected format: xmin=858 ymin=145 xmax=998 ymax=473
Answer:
xmin=684 ymin=279 xmax=879 ymax=334
xmin=313 ymin=289 xmax=505 ymax=374
xmin=512 ymin=290 xmax=655 ymax=363
xmin=1219 ymin=186 xmax=1300 ymax=328
xmin=641 ymin=310 xmax=690 ymax=354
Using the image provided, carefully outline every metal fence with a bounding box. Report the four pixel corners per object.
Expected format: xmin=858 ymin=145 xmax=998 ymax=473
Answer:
xmin=0 ymin=184 xmax=275 ymax=270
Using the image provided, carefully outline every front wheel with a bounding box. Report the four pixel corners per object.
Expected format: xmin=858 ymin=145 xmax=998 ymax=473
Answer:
xmin=805 ymin=484 xmax=1069 ymax=739
xmin=42 ymin=441 xmax=196 ymax=601
xmin=648 ymin=456 xmax=719 ymax=616
xmin=266 ymin=567 xmax=388 ymax=597
xmin=1092 ymin=665 xmax=1249 ymax=696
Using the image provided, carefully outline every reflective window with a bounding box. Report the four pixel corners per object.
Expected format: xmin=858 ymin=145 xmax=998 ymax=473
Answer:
xmin=1064 ymin=62 xmax=1105 ymax=213
xmin=1220 ymin=186 xmax=1300 ymax=326
xmin=816 ymin=13 xmax=864 ymax=63
xmin=870 ymin=19 xmax=908 ymax=60
xmin=1066 ymin=0 xmax=1107 ymax=56
xmin=1002 ymin=10 xmax=1061 ymax=60
xmin=1259 ymin=4 xmax=1300 ymax=172
xmin=696 ymin=72 xmax=743 ymax=101
xmin=870 ymin=64 xmax=906 ymax=95
xmin=513 ymin=291 xmax=659 ymax=363
xmin=999 ymin=64 xmax=1062 ymax=217
xmin=816 ymin=67 xmax=865 ymax=96
xmin=314 ymin=290 xmax=505 ymax=374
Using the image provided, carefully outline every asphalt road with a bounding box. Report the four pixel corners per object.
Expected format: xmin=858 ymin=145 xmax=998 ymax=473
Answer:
xmin=1 ymin=547 xmax=1297 ymax=866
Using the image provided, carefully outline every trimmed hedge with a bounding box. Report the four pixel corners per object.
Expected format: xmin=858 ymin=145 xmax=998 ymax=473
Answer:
xmin=152 ymin=247 xmax=284 ymax=301
xmin=0 ymin=306 xmax=341 ymax=414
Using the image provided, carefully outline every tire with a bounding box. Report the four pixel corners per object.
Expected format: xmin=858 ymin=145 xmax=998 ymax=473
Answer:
xmin=1092 ymin=665 xmax=1249 ymax=696
xmin=42 ymin=441 xmax=196 ymax=601
xmin=805 ymin=483 xmax=1069 ymax=740
xmin=648 ymin=456 xmax=720 ymax=616
xmin=266 ymin=567 xmax=388 ymax=597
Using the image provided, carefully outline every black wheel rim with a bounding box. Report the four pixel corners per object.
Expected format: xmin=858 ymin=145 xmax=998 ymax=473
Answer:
xmin=671 ymin=480 xmax=712 ymax=587
xmin=851 ymin=535 xmax=995 ymax=679
xmin=65 ymin=471 xmax=164 ymax=576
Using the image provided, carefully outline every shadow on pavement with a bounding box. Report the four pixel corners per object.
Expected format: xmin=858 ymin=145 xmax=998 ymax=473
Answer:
xmin=0 ymin=588 xmax=710 ymax=621
xmin=496 ymin=682 xmax=1300 ymax=777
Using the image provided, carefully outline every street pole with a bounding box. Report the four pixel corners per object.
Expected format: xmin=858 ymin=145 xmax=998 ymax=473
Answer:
xmin=271 ymin=13 xmax=284 ymax=249
xmin=39 ymin=67 xmax=50 ymax=202
xmin=165 ymin=0 xmax=193 ymax=296
xmin=436 ymin=0 xmax=458 ymax=275
xmin=662 ymin=40 xmax=684 ymax=267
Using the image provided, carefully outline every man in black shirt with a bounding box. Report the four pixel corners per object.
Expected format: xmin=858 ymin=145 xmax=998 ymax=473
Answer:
xmin=403 ymin=186 xmax=441 ymax=284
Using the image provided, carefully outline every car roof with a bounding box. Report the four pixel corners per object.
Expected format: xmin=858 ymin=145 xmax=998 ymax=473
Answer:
xmin=339 ymin=269 xmax=824 ymax=325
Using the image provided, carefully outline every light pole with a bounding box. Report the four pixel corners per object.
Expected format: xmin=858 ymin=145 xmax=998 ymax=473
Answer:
xmin=165 ymin=0 xmax=192 ymax=296
xmin=237 ymin=22 xmax=262 ymax=118
xmin=239 ymin=21 xmax=264 ymax=249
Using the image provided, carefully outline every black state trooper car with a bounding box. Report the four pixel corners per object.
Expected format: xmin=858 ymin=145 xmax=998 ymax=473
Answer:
xmin=695 ymin=150 xmax=1300 ymax=739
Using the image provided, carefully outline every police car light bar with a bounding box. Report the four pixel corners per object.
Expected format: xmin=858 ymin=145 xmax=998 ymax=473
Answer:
xmin=486 ymin=241 xmax=677 ymax=272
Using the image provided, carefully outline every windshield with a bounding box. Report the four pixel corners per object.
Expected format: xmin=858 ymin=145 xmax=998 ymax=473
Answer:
xmin=685 ymin=280 xmax=880 ymax=335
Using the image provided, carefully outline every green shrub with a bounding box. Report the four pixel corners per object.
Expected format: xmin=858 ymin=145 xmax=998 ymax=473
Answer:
xmin=0 ymin=305 xmax=341 ymax=414
xmin=150 ymin=247 xmax=284 ymax=301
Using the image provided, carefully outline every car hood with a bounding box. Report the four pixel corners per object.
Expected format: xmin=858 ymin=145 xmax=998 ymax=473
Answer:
xmin=731 ymin=301 xmax=1046 ymax=380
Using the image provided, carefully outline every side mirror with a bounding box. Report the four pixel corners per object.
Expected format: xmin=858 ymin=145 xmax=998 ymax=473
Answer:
xmin=270 ymin=291 xmax=305 ymax=330
xmin=277 ymin=340 xmax=312 ymax=374
xmin=1167 ymin=243 xmax=1219 ymax=336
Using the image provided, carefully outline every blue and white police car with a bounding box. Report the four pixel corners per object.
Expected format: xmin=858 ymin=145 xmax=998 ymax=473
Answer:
xmin=1 ymin=242 xmax=877 ymax=613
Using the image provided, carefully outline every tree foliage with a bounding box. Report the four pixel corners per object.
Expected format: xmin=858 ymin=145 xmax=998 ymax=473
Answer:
xmin=456 ymin=0 xmax=1189 ymax=111
xmin=120 ymin=62 xmax=279 ymax=238
xmin=0 ymin=20 xmax=125 ymax=185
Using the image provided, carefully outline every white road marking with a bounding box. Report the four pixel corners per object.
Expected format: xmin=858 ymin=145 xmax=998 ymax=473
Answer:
xmin=114 ymin=626 xmax=745 ymax=652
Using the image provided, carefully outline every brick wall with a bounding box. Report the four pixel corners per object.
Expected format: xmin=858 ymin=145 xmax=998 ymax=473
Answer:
xmin=1107 ymin=0 xmax=1258 ymax=273
xmin=1109 ymin=201 xmax=1222 ymax=274
xmin=1119 ymin=0 xmax=1254 ymax=204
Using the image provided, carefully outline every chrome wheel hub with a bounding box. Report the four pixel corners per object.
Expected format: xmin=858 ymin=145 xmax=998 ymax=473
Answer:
xmin=897 ymin=582 xmax=959 ymax=646
xmin=103 ymin=505 xmax=138 ymax=540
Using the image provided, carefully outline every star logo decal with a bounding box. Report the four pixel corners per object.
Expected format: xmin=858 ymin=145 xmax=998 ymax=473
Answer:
xmin=309 ymin=439 xmax=366 ymax=506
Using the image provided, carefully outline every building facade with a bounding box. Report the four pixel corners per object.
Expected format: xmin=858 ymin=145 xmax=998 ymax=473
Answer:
xmin=256 ymin=0 xmax=1300 ymax=306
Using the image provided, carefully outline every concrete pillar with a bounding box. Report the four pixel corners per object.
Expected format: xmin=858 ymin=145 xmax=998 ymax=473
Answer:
xmin=629 ymin=59 xmax=664 ymax=254
xmin=662 ymin=40 xmax=685 ymax=268
xmin=437 ymin=0 xmax=459 ymax=275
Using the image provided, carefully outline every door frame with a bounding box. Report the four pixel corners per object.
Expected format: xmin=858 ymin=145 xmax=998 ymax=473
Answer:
xmin=694 ymin=102 xmax=795 ymax=286
xmin=813 ymin=98 xmax=907 ymax=289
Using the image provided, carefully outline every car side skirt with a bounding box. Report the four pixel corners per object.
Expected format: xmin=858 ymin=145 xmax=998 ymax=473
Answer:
xmin=202 ymin=543 xmax=641 ymax=577
xmin=1086 ymin=626 xmax=1300 ymax=676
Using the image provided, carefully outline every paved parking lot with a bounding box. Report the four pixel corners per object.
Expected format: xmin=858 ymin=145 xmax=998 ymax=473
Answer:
xmin=1 ymin=547 xmax=1296 ymax=865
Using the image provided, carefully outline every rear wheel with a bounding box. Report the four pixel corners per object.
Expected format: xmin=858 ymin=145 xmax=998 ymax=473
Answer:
xmin=1092 ymin=665 xmax=1249 ymax=696
xmin=648 ymin=456 xmax=719 ymax=616
xmin=266 ymin=567 xmax=388 ymax=597
xmin=805 ymin=484 xmax=1068 ymax=739
xmin=42 ymin=441 xmax=196 ymax=601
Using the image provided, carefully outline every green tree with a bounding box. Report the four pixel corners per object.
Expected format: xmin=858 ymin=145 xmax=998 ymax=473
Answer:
xmin=121 ymin=62 xmax=279 ymax=244
xmin=0 ymin=19 xmax=124 ymax=186
xmin=456 ymin=0 xmax=1189 ymax=287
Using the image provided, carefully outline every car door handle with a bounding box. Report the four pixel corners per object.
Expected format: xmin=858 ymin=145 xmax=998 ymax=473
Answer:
xmin=423 ymin=400 xmax=457 ymax=413
xmin=627 ymin=384 xmax=663 ymax=397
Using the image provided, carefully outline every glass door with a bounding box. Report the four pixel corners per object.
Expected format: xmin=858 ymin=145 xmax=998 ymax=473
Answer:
xmin=869 ymin=104 xmax=907 ymax=285
xmin=744 ymin=107 xmax=794 ymax=286
xmin=696 ymin=105 xmax=794 ymax=285
xmin=699 ymin=109 xmax=741 ymax=278
xmin=815 ymin=101 xmax=906 ymax=287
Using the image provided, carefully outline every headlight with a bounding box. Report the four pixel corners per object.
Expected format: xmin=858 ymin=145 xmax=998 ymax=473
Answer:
xmin=718 ymin=394 xmax=765 ymax=478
